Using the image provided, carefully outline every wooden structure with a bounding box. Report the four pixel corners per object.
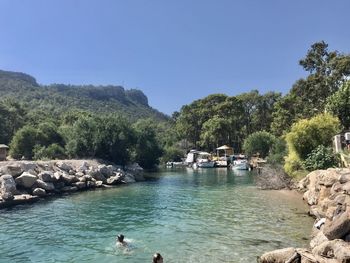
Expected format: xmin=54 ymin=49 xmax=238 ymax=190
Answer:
xmin=0 ymin=144 xmax=9 ymax=161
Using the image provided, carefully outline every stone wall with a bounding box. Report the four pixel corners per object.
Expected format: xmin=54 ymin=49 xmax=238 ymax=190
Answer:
xmin=258 ymin=168 xmax=350 ymax=263
xmin=0 ymin=160 xmax=144 ymax=209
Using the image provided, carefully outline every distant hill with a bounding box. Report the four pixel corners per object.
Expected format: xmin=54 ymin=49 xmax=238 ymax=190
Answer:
xmin=0 ymin=70 xmax=168 ymax=121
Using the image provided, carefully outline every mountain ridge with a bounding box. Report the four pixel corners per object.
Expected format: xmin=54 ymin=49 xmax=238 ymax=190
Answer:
xmin=0 ymin=69 xmax=168 ymax=121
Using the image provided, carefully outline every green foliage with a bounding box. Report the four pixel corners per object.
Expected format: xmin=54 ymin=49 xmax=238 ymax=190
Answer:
xmin=326 ymin=81 xmax=350 ymax=129
xmin=33 ymin=144 xmax=66 ymax=160
xmin=303 ymin=145 xmax=338 ymax=170
xmin=285 ymin=113 xmax=340 ymax=160
xmin=132 ymin=119 xmax=163 ymax=169
xmin=9 ymin=125 xmax=39 ymax=159
xmin=161 ymin=146 xmax=184 ymax=162
xmin=284 ymin=113 xmax=340 ymax=176
xmin=175 ymin=91 xmax=279 ymax=151
xmin=266 ymin=137 xmax=287 ymax=165
xmin=242 ymin=131 xmax=278 ymax=158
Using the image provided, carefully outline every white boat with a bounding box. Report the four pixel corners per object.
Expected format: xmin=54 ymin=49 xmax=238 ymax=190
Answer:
xmin=197 ymin=158 xmax=216 ymax=168
xmin=195 ymin=152 xmax=216 ymax=168
xmin=232 ymin=156 xmax=249 ymax=170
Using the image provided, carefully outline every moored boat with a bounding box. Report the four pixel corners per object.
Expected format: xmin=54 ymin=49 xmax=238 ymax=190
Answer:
xmin=231 ymin=155 xmax=249 ymax=170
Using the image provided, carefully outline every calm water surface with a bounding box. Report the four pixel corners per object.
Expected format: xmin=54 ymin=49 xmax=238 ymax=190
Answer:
xmin=0 ymin=168 xmax=313 ymax=263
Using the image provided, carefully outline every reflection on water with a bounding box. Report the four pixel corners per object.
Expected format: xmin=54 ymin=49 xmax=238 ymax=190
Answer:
xmin=0 ymin=168 xmax=313 ymax=263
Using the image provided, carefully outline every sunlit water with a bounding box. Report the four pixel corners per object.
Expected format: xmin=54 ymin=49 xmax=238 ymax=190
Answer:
xmin=0 ymin=168 xmax=313 ymax=263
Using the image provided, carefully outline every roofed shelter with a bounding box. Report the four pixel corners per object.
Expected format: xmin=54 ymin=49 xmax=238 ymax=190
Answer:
xmin=0 ymin=144 xmax=9 ymax=161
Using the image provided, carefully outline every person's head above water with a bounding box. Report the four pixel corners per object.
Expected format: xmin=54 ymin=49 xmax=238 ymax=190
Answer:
xmin=117 ymin=234 xmax=125 ymax=243
xmin=152 ymin=253 xmax=163 ymax=263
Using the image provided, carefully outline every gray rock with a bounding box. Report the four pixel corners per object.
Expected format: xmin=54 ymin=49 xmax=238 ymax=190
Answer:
xmin=312 ymin=239 xmax=350 ymax=261
xmin=78 ymin=161 xmax=89 ymax=172
xmin=0 ymin=165 xmax=23 ymax=177
xmin=98 ymin=165 xmax=114 ymax=177
xmin=20 ymin=162 xmax=37 ymax=172
xmin=0 ymin=174 xmax=17 ymax=195
xmin=124 ymin=173 xmax=136 ymax=183
xmin=56 ymin=161 xmax=72 ymax=172
xmin=61 ymin=174 xmax=79 ymax=184
xmin=35 ymin=180 xmax=55 ymax=191
xmin=38 ymin=171 xmax=54 ymax=182
xmin=53 ymin=172 xmax=62 ymax=181
xmin=1 ymin=191 xmax=14 ymax=201
xmin=258 ymin=247 xmax=296 ymax=263
xmin=106 ymin=174 xmax=123 ymax=185
xmin=73 ymin=181 xmax=86 ymax=189
xmin=95 ymin=181 xmax=103 ymax=187
xmin=54 ymin=181 xmax=65 ymax=189
xmin=88 ymin=168 xmax=106 ymax=182
xmin=75 ymin=172 xmax=84 ymax=177
xmin=15 ymin=172 xmax=38 ymax=188
xmin=32 ymin=188 xmax=46 ymax=197
xmin=339 ymin=173 xmax=350 ymax=184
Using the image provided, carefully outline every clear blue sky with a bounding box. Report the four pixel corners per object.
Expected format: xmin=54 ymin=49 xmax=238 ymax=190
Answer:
xmin=1 ymin=0 xmax=350 ymax=115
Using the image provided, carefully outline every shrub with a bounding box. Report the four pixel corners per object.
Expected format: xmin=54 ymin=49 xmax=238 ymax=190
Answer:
xmin=9 ymin=126 xmax=39 ymax=159
xmin=33 ymin=143 xmax=66 ymax=160
xmin=303 ymin=145 xmax=338 ymax=170
xmin=285 ymin=113 xmax=340 ymax=160
xmin=284 ymin=113 xmax=340 ymax=176
xmin=243 ymin=131 xmax=277 ymax=158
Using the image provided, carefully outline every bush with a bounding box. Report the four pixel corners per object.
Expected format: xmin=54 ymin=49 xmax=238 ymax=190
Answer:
xmin=33 ymin=143 xmax=66 ymax=160
xmin=161 ymin=146 xmax=184 ymax=163
xmin=285 ymin=113 xmax=340 ymax=160
xmin=303 ymin=145 xmax=338 ymax=170
xmin=284 ymin=113 xmax=340 ymax=176
xmin=9 ymin=126 xmax=39 ymax=159
xmin=243 ymin=131 xmax=278 ymax=158
xmin=266 ymin=138 xmax=287 ymax=165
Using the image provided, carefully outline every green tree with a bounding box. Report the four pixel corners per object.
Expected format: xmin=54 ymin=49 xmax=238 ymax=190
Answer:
xmin=284 ymin=113 xmax=340 ymax=176
xmin=9 ymin=125 xmax=39 ymax=159
xmin=242 ymin=131 xmax=278 ymax=158
xmin=133 ymin=119 xmax=163 ymax=169
xmin=326 ymin=81 xmax=350 ymax=129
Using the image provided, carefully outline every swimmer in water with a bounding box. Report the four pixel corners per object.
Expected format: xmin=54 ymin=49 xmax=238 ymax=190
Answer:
xmin=152 ymin=253 xmax=163 ymax=263
xmin=116 ymin=234 xmax=127 ymax=247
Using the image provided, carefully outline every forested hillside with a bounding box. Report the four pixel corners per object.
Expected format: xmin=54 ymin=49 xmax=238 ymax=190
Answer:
xmin=0 ymin=70 xmax=168 ymax=121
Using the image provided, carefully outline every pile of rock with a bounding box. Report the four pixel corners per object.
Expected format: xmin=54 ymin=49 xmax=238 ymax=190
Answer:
xmin=0 ymin=160 xmax=143 ymax=209
xmin=259 ymin=168 xmax=350 ymax=263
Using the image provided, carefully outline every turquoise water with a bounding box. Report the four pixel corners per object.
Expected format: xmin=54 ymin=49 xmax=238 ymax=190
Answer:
xmin=0 ymin=168 xmax=313 ymax=263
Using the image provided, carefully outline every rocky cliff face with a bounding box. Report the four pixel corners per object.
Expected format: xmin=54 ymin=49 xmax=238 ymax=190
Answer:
xmin=259 ymin=168 xmax=350 ymax=263
xmin=0 ymin=160 xmax=144 ymax=209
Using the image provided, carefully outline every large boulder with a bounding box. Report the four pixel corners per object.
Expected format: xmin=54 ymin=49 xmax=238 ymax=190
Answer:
xmin=78 ymin=161 xmax=89 ymax=173
xmin=106 ymin=174 xmax=123 ymax=185
xmin=56 ymin=161 xmax=72 ymax=172
xmin=258 ymin=247 xmax=296 ymax=263
xmin=20 ymin=162 xmax=37 ymax=172
xmin=0 ymin=165 xmax=23 ymax=177
xmin=312 ymin=239 xmax=350 ymax=261
xmin=15 ymin=172 xmax=38 ymax=188
xmin=319 ymin=170 xmax=339 ymax=187
xmin=35 ymin=180 xmax=55 ymax=191
xmin=323 ymin=209 xmax=350 ymax=240
xmin=32 ymin=188 xmax=46 ymax=197
xmin=0 ymin=175 xmax=17 ymax=195
xmin=73 ymin=181 xmax=86 ymax=190
xmin=61 ymin=174 xmax=79 ymax=185
xmin=124 ymin=173 xmax=136 ymax=183
xmin=38 ymin=171 xmax=54 ymax=182
xmin=97 ymin=165 xmax=114 ymax=177
xmin=88 ymin=168 xmax=106 ymax=182
xmin=125 ymin=163 xmax=144 ymax=181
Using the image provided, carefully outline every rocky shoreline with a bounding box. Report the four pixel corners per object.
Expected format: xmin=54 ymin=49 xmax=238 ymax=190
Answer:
xmin=0 ymin=159 xmax=144 ymax=209
xmin=259 ymin=168 xmax=350 ymax=263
